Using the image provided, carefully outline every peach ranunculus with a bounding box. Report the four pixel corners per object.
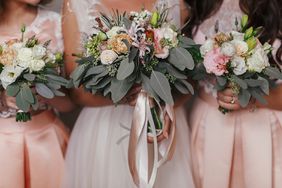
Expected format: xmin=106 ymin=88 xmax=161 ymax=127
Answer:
xmin=203 ymin=48 xmax=230 ymax=76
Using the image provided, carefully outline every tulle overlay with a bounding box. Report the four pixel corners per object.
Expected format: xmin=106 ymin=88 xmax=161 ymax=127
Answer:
xmin=63 ymin=106 xmax=194 ymax=188
xmin=190 ymin=91 xmax=282 ymax=188
xmin=0 ymin=111 xmax=68 ymax=188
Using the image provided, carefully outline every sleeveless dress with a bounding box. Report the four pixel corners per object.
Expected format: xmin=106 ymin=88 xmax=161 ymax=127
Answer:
xmin=189 ymin=0 xmax=282 ymax=188
xmin=63 ymin=0 xmax=195 ymax=188
xmin=0 ymin=8 xmax=68 ymax=188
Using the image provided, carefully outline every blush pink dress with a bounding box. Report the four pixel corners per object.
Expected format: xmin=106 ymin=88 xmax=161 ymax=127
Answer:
xmin=0 ymin=8 xmax=68 ymax=188
xmin=189 ymin=0 xmax=282 ymax=188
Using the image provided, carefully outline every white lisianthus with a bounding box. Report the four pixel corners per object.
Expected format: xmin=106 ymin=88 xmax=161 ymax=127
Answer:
xmin=32 ymin=45 xmax=47 ymax=59
xmin=106 ymin=26 xmax=125 ymax=39
xmin=100 ymin=50 xmax=118 ymax=65
xmin=200 ymin=39 xmax=214 ymax=56
xmin=247 ymin=48 xmax=270 ymax=73
xmin=231 ymin=40 xmax=249 ymax=55
xmin=17 ymin=47 xmax=33 ymax=62
xmin=231 ymin=56 xmax=247 ymax=75
xmin=231 ymin=31 xmax=244 ymax=40
xmin=29 ymin=59 xmax=45 ymax=72
xmin=0 ymin=65 xmax=24 ymax=89
xmin=221 ymin=42 xmax=236 ymax=57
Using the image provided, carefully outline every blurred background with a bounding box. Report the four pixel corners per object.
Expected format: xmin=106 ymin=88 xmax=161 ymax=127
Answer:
xmin=47 ymin=0 xmax=62 ymax=12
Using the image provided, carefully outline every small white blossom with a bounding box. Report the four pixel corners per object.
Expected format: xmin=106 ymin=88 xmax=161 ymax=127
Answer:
xmin=100 ymin=50 xmax=118 ymax=65
xmin=247 ymin=47 xmax=270 ymax=73
xmin=29 ymin=59 xmax=45 ymax=72
xmin=0 ymin=65 xmax=24 ymax=89
xmin=200 ymin=39 xmax=214 ymax=56
xmin=106 ymin=26 xmax=125 ymax=39
xmin=231 ymin=56 xmax=247 ymax=75
xmin=32 ymin=45 xmax=47 ymax=59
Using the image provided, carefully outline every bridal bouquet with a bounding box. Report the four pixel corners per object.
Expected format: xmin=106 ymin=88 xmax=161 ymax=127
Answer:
xmin=198 ymin=15 xmax=282 ymax=113
xmin=0 ymin=26 xmax=69 ymax=122
xmin=71 ymin=7 xmax=198 ymax=187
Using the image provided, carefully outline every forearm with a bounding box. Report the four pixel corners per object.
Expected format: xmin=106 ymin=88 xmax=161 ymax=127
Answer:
xmin=46 ymin=94 xmax=76 ymax=113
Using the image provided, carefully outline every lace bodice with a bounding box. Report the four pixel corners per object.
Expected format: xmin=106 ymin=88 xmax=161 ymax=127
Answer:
xmin=69 ymin=0 xmax=182 ymax=37
xmin=0 ymin=8 xmax=63 ymax=52
xmin=0 ymin=8 xmax=64 ymax=118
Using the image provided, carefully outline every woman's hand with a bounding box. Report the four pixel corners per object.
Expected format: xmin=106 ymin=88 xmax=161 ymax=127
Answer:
xmin=217 ymin=88 xmax=241 ymax=111
xmin=1 ymin=92 xmax=18 ymax=110
xmin=147 ymin=112 xmax=171 ymax=143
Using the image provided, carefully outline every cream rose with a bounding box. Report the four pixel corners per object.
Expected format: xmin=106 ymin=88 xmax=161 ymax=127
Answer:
xmin=231 ymin=56 xmax=247 ymax=75
xmin=29 ymin=59 xmax=45 ymax=72
xmin=32 ymin=45 xmax=47 ymax=59
xmin=100 ymin=50 xmax=118 ymax=65
xmin=247 ymin=48 xmax=270 ymax=73
xmin=231 ymin=40 xmax=249 ymax=55
xmin=17 ymin=47 xmax=33 ymax=62
xmin=221 ymin=42 xmax=236 ymax=57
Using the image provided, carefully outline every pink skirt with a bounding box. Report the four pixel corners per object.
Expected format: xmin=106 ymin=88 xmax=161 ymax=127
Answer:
xmin=0 ymin=110 xmax=68 ymax=188
xmin=189 ymin=91 xmax=282 ymax=188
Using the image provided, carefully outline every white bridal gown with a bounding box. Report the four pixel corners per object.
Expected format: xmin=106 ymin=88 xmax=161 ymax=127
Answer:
xmin=63 ymin=0 xmax=195 ymax=187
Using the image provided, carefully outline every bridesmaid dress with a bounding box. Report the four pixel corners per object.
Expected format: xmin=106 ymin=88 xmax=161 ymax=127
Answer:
xmin=0 ymin=8 xmax=68 ymax=188
xmin=189 ymin=0 xmax=282 ymax=188
xmin=63 ymin=0 xmax=195 ymax=188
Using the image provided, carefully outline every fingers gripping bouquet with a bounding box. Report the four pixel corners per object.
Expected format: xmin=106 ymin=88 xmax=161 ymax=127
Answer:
xmin=198 ymin=15 xmax=282 ymax=114
xmin=70 ymin=6 xmax=198 ymax=187
xmin=0 ymin=26 xmax=69 ymax=122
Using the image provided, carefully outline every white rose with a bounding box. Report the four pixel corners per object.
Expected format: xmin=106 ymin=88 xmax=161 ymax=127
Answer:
xmin=32 ymin=45 xmax=47 ymax=59
xmin=29 ymin=59 xmax=45 ymax=72
xmin=221 ymin=42 xmax=236 ymax=57
xmin=17 ymin=47 xmax=33 ymax=62
xmin=200 ymin=39 xmax=214 ymax=56
xmin=11 ymin=42 xmax=24 ymax=50
xmin=106 ymin=26 xmax=125 ymax=39
xmin=0 ymin=65 xmax=24 ymax=89
xmin=231 ymin=56 xmax=247 ymax=75
xmin=100 ymin=50 xmax=118 ymax=65
xmin=231 ymin=31 xmax=244 ymax=40
xmin=247 ymin=48 xmax=270 ymax=73
xmin=231 ymin=40 xmax=249 ymax=55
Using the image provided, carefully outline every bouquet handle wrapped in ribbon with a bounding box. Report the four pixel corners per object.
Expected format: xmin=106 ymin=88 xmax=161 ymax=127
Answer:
xmin=128 ymin=90 xmax=176 ymax=187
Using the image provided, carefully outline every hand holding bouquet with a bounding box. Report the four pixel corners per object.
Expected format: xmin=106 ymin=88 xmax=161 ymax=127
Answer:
xmin=198 ymin=15 xmax=282 ymax=114
xmin=0 ymin=26 xmax=69 ymax=121
xmin=70 ymin=6 xmax=199 ymax=187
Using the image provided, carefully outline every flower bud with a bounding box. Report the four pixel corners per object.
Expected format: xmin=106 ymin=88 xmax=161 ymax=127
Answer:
xmin=97 ymin=31 xmax=108 ymax=41
xmin=244 ymin=27 xmax=253 ymax=40
xmin=150 ymin=11 xmax=159 ymax=27
xmin=241 ymin=15 xmax=248 ymax=29
xmin=246 ymin=37 xmax=257 ymax=51
xmin=55 ymin=52 xmax=63 ymax=63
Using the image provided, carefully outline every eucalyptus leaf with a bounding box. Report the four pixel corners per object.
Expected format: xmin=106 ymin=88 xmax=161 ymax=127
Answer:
xmin=22 ymin=84 xmax=35 ymax=104
xmin=178 ymin=36 xmax=196 ymax=48
xmin=16 ymin=90 xmax=30 ymax=112
xmin=217 ymin=76 xmax=227 ymax=86
xmin=85 ymin=65 xmax=106 ymax=78
xmin=117 ymin=58 xmax=135 ymax=80
xmin=141 ymin=74 xmax=160 ymax=102
xmin=164 ymin=63 xmax=187 ymax=79
xmin=231 ymin=75 xmax=248 ymax=89
xmin=52 ymin=89 xmax=65 ymax=97
xmin=181 ymin=80 xmax=194 ymax=95
xmin=168 ymin=47 xmax=194 ymax=71
xmin=23 ymin=73 xmax=36 ymax=81
xmin=6 ymin=84 xmax=20 ymax=97
xmin=129 ymin=47 xmax=138 ymax=63
xmin=46 ymin=74 xmax=69 ymax=86
xmin=250 ymin=88 xmax=267 ymax=105
xmin=264 ymin=67 xmax=282 ymax=79
xmin=175 ymin=81 xmax=189 ymax=94
xmin=110 ymin=78 xmax=133 ymax=103
xmin=150 ymin=71 xmax=174 ymax=104
xmin=70 ymin=64 xmax=88 ymax=87
xmin=258 ymin=76 xmax=269 ymax=95
xmin=35 ymin=83 xmax=54 ymax=99
xmin=123 ymin=17 xmax=132 ymax=30
xmin=238 ymin=89 xmax=251 ymax=107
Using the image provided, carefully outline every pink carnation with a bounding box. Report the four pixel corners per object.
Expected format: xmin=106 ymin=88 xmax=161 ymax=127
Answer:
xmin=203 ymin=48 xmax=230 ymax=76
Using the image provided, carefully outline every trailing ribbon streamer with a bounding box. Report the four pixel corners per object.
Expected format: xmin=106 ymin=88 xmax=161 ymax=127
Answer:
xmin=128 ymin=90 xmax=176 ymax=188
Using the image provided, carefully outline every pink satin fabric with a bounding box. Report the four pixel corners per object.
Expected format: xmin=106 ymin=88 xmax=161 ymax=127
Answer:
xmin=189 ymin=91 xmax=282 ymax=188
xmin=0 ymin=111 xmax=68 ymax=188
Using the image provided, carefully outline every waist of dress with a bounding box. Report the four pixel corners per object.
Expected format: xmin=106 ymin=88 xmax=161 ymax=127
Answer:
xmin=0 ymin=110 xmax=57 ymax=133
